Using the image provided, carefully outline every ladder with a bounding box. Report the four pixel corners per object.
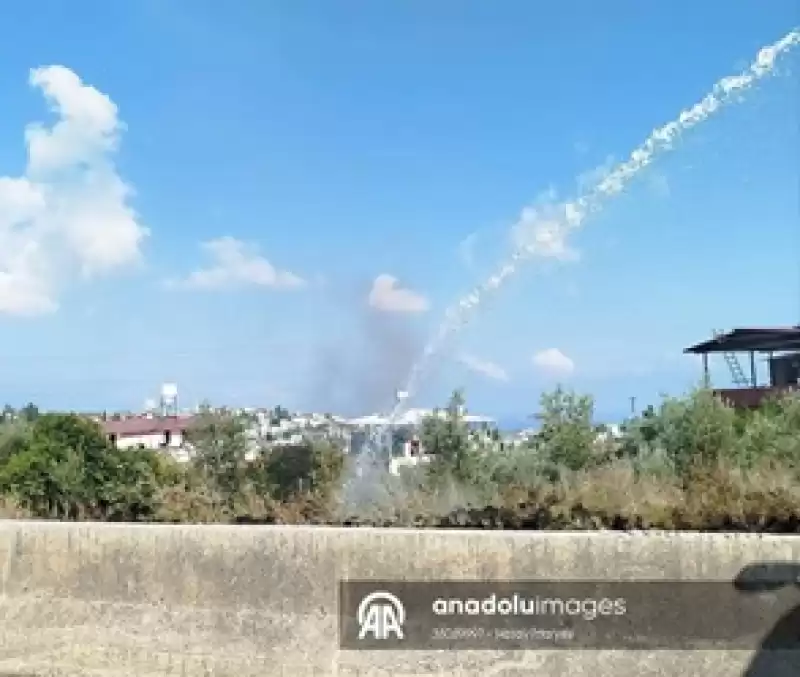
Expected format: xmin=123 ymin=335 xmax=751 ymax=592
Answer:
xmin=714 ymin=330 xmax=750 ymax=387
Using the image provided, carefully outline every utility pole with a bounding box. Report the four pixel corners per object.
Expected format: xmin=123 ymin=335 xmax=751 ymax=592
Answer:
xmin=629 ymin=396 xmax=636 ymax=416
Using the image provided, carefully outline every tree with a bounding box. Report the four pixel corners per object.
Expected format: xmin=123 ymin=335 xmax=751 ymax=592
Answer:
xmin=186 ymin=410 xmax=250 ymax=505
xmin=420 ymin=389 xmax=475 ymax=483
xmin=0 ymin=419 xmax=31 ymax=465
xmin=648 ymin=389 xmax=739 ymax=478
xmin=261 ymin=440 xmax=345 ymax=500
xmin=737 ymin=391 xmax=800 ymax=468
xmin=0 ymin=413 xmax=163 ymax=519
xmin=533 ymin=386 xmax=597 ymax=474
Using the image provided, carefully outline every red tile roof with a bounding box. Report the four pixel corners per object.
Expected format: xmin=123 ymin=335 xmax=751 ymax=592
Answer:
xmin=103 ymin=415 xmax=195 ymax=438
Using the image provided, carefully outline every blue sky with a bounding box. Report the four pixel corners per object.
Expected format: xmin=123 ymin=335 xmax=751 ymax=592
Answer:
xmin=0 ymin=1 xmax=797 ymax=423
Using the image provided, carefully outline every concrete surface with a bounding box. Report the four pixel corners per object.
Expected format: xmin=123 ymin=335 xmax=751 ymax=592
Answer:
xmin=0 ymin=522 xmax=797 ymax=676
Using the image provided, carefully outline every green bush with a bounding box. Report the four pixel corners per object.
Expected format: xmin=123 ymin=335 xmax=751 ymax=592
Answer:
xmin=262 ymin=440 xmax=345 ymax=500
xmin=0 ymin=419 xmax=31 ymax=465
xmin=616 ymin=389 xmax=741 ymax=480
xmin=737 ymin=392 xmax=800 ymax=468
xmin=186 ymin=409 xmax=250 ymax=506
xmin=0 ymin=413 xmax=164 ymax=520
xmin=0 ymin=387 xmax=797 ymax=530
xmin=420 ymin=389 xmax=476 ymax=484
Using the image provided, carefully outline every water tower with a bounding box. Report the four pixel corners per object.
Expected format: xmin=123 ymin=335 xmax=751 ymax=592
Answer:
xmin=160 ymin=383 xmax=178 ymax=417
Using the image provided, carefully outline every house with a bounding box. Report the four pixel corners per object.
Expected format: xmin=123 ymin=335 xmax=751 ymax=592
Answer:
xmin=388 ymin=433 xmax=432 ymax=475
xmin=103 ymin=415 xmax=195 ymax=452
xmin=684 ymin=326 xmax=800 ymax=408
xmin=345 ymin=408 xmax=499 ymax=475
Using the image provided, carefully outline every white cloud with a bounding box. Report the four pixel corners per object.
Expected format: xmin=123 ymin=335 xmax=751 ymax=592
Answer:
xmin=0 ymin=65 xmax=148 ymax=315
xmin=532 ymin=348 xmax=575 ymax=375
xmin=368 ymin=274 xmax=428 ymax=313
xmin=458 ymin=353 xmax=509 ymax=382
xmin=173 ymin=236 xmax=306 ymax=290
xmin=511 ymin=154 xmax=671 ymax=266
xmin=510 ymin=192 xmax=582 ymax=262
xmin=510 ymin=160 xmax=605 ymax=263
xmin=580 ymin=153 xmax=669 ymax=198
xmin=576 ymin=154 xmax=616 ymax=193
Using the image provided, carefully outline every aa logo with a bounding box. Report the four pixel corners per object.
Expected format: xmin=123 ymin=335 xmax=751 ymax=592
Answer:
xmin=357 ymin=590 xmax=406 ymax=640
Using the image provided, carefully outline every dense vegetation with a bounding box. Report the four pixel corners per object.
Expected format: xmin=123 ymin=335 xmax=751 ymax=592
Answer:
xmin=0 ymin=387 xmax=798 ymax=531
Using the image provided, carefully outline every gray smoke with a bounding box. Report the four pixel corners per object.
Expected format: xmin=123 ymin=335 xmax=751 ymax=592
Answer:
xmin=305 ymin=277 xmax=423 ymax=416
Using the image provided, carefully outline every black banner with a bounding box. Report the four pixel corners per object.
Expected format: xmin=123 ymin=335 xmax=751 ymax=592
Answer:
xmin=340 ymin=569 xmax=800 ymax=650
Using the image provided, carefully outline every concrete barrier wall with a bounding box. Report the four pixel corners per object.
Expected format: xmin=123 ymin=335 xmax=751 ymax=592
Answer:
xmin=0 ymin=521 xmax=797 ymax=676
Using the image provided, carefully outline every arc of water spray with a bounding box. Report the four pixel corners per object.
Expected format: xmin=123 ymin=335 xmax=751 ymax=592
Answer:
xmin=387 ymin=28 xmax=799 ymax=423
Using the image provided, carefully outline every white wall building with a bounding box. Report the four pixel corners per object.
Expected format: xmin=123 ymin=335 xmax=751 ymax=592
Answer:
xmin=343 ymin=408 xmax=498 ymax=475
xmin=102 ymin=414 xmax=194 ymax=457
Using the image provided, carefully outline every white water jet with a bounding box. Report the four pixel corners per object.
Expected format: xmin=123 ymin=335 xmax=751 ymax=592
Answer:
xmin=390 ymin=28 xmax=799 ymax=421
xmin=339 ymin=29 xmax=799 ymax=510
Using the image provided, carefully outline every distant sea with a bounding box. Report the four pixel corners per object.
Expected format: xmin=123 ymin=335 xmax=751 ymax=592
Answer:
xmin=493 ymin=416 xmax=534 ymax=433
xmin=495 ymin=411 xmax=630 ymax=433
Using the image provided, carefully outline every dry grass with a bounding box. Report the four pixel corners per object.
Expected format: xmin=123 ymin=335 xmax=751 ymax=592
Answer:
xmin=553 ymin=459 xmax=684 ymax=528
xmin=141 ymin=455 xmax=800 ymax=531
xmin=5 ymin=456 xmax=795 ymax=531
xmin=0 ymin=495 xmax=32 ymax=519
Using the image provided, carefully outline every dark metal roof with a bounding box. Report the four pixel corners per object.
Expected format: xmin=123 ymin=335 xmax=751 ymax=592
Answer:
xmin=684 ymin=327 xmax=800 ymax=354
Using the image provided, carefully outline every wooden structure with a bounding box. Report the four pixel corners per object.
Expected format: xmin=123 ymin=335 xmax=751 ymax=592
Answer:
xmin=684 ymin=327 xmax=800 ymax=408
